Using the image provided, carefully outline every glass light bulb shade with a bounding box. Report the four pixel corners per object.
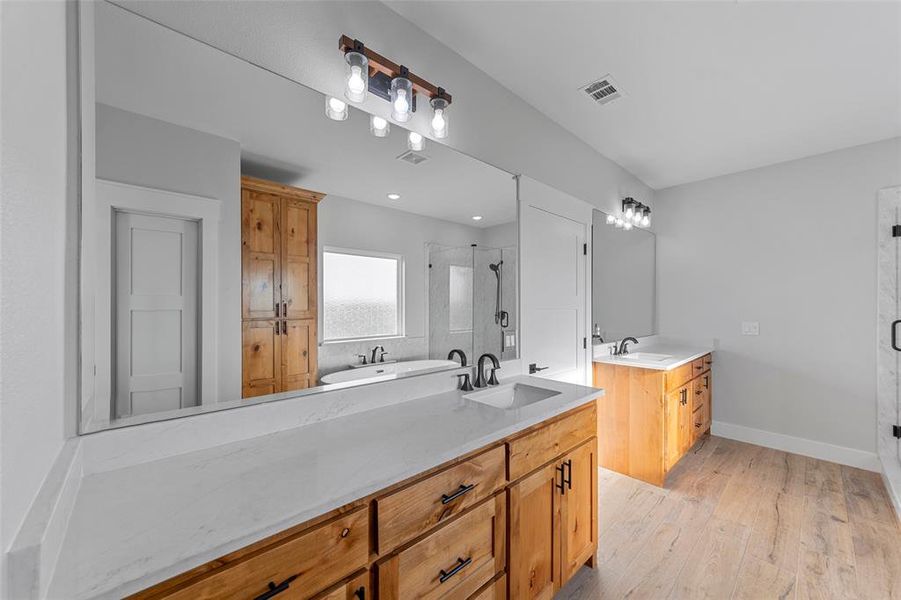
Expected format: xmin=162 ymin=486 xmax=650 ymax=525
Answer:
xmin=605 ymin=213 xmax=616 ymax=225
xmin=615 ymin=217 xmax=624 ymax=229
xmin=640 ymin=214 xmax=650 ymax=227
xmin=632 ymin=211 xmax=643 ymax=224
xmin=390 ymin=77 xmax=413 ymax=122
xmin=407 ymin=131 xmax=425 ymax=151
xmin=430 ymin=97 xmax=449 ymax=139
xmin=344 ymin=52 xmax=369 ymax=103
xmin=370 ymin=114 xmax=390 ymax=137
xmin=624 ymin=203 xmax=634 ymax=219
xmin=325 ymin=96 xmax=348 ymax=121
xmin=623 ymin=221 xmax=633 ymax=230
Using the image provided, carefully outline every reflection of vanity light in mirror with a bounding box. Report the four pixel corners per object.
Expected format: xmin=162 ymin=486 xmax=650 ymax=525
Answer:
xmin=370 ymin=114 xmax=390 ymax=137
xmin=606 ymin=197 xmax=651 ymax=230
xmin=325 ymin=96 xmax=348 ymax=121
xmin=472 ymin=215 xmax=483 ymax=221
xmin=387 ymin=193 xmax=401 ymax=201
xmin=407 ymin=131 xmax=425 ymax=152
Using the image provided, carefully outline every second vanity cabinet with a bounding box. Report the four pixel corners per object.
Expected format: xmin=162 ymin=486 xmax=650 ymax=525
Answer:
xmin=595 ymin=353 xmax=713 ymax=486
xmin=132 ymin=403 xmax=597 ymax=600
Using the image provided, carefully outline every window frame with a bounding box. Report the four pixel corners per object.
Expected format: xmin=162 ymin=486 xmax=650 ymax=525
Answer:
xmin=320 ymin=246 xmax=405 ymax=344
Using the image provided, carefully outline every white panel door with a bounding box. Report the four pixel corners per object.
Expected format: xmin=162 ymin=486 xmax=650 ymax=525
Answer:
xmin=521 ymin=202 xmax=587 ymax=384
xmin=115 ymin=211 xmax=199 ymax=417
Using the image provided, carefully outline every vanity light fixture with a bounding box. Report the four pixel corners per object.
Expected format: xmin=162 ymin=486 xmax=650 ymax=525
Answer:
xmin=325 ymin=96 xmax=348 ymax=121
xmin=407 ymin=131 xmax=425 ymax=152
xmin=370 ymin=114 xmax=390 ymax=137
xmin=387 ymin=193 xmax=401 ymax=200
xmin=338 ymin=35 xmax=452 ymax=135
xmin=606 ymin=198 xmax=651 ymax=230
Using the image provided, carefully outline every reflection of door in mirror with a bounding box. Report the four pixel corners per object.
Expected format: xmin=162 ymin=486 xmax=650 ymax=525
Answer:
xmin=241 ymin=176 xmax=321 ymax=398
xmin=114 ymin=211 xmax=199 ymax=418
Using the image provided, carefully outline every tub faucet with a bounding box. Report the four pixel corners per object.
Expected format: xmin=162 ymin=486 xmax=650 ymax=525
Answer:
xmin=370 ymin=345 xmax=386 ymax=364
xmin=447 ymin=348 xmax=468 ymax=366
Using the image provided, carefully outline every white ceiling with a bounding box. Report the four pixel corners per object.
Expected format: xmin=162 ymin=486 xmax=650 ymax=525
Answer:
xmin=387 ymin=1 xmax=901 ymax=189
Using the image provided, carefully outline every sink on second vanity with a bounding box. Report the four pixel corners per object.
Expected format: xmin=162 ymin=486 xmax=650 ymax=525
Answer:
xmin=464 ymin=383 xmax=561 ymax=409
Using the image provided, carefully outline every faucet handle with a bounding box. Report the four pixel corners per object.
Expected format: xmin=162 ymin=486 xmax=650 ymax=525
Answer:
xmin=356 ymin=354 xmax=368 ymax=365
xmin=456 ymin=373 xmax=474 ymax=392
xmin=487 ymin=367 xmax=500 ymax=386
xmin=379 ymin=351 xmax=389 ymax=363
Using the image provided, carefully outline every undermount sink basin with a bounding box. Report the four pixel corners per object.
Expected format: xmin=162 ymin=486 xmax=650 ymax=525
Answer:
xmin=618 ymin=352 xmax=673 ymax=362
xmin=464 ymin=383 xmax=560 ymax=409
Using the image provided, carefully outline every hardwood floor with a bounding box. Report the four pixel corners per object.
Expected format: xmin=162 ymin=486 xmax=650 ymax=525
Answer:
xmin=557 ymin=435 xmax=901 ymax=600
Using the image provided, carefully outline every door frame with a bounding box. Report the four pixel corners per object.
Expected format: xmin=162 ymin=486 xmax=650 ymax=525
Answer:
xmin=877 ymin=185 xmax=901 ymax=514
xmin=517 ymin=176 xmax=593 ymax=385
xmin=94 ymin=179 xmax=221 ymax=420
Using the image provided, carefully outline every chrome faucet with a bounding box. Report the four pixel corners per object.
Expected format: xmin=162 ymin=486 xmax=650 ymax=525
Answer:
xmin=447 ymin=348 xmax=468 ymax=366
xmin=474 ymin=353 xmax=501 ymax=388
xmin=614 ymin=337 xmax=639 ymax=356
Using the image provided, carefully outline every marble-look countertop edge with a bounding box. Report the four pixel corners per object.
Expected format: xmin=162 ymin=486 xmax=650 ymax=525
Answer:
xmin=593 ymin=347 xmax=712 ymax=371
xmin=97 ymin=383 xmax=604 ymax=600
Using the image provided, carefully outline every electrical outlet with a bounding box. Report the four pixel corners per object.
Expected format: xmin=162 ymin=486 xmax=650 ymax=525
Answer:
xmin=741 ymin=321 xmax=760 ymax=336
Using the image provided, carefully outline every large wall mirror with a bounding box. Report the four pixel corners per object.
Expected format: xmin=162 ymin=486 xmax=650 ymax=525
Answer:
xmin=78 ymin=2 xmax=518 ymax=433
xmin=591 ymin=209 xmax=656 ymax=344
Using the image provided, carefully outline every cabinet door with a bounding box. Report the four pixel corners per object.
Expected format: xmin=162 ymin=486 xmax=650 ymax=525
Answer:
xmin=281 ymin=199 xmax=316 ymax=320
xmin=560 ymin=440 xmax=597 ymax=583
xmin=678 ymin=384 xmax=693 ymax=454
xmin=281 ymin=319 xmax=316 ymax=391
xmin=664 ymin=386 xmax=684 ymax=471
xmin=242 ymin=190 xmax=281 ymax=320
xmin=508 ymin=462 xmax=562 ymax=600
xmin=242 ymin=320 xmax=281 ymax=399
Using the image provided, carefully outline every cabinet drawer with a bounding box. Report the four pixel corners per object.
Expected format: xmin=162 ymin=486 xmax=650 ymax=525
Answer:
xmin=468 ymin=574 xmax=506 ymax=600
xmin=508 ymin=405 xmax=596 ymax=481
xmin=376 ymin=445 xmax=506 ymax=554
xmin=665 ymin=362 xmax=693 ymax=392
xmin=703 ymin=353 xmax=713 ymax=371
xmin=313 ymin=570 xmax=368 ymax=600
xmin=692 ymin=396 xmax=710 ymax=442
xmin=378 ymin=494 xmax=505 ymax=600
xmin=691 ymin=377 xmax=708 ymax=413
xmin=154 ymin=508 xmax=368 ymax=600
xmin=690 ymin=357 xmax=707 ymax=377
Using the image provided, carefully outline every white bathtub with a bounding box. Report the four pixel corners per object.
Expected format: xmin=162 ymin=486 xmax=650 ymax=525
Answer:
xmin=320 ymin=359 xmax=459 ymax=385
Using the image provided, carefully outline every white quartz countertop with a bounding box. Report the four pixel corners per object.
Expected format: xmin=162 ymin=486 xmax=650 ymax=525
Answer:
xmin=49 ymin=375 xmax=603 ymax=600
xmin=593 ymin=341 xmax=713 ymax=371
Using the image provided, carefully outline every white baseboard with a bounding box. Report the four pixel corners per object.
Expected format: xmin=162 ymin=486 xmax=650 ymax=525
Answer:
xmin=879 ymin=455 xmax=901 ymax=518
xmin=711 ymin=420 xmax=881 ymax=472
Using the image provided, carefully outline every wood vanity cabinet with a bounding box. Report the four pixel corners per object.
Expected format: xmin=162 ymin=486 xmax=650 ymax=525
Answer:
xmin=133 ymin=404 xmax=598 ymax=600
xmin=595 ymin=353 xmax=713 ymax=486
xmin=241 ymin=176 xmax=322 ymax=398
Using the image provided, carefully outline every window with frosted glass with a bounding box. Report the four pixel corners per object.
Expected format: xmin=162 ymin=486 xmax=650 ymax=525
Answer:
xmin=449 ymin=265 xmax=473 ymax=332
xmin=323 ymin=250 xmax=401 ymax=340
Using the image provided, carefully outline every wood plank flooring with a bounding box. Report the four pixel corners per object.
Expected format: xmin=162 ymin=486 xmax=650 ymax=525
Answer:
xmin=558 ymin=435 xmax=901 ymax=600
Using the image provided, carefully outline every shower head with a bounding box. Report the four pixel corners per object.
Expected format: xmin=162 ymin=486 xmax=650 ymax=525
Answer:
xmin=489 ymin=260 xmax=503 ymax=273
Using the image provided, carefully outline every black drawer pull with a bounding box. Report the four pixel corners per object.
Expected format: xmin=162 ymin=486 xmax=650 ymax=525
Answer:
xmin=439 ymin=557 xmax=472 ymax=583
xmin=441 ymin=483 xmax=475 ymax=505
xmin=254 ymin=574 xmax=298 ymax=600
xmin=564 ymin=459 xmax=573 ymax=490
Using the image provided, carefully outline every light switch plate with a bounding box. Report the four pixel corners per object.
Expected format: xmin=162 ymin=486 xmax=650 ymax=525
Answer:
xmin=741 ymin=321 xmax=760 ymax=336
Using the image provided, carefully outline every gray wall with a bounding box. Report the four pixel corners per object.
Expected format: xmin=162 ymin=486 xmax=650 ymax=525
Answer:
xmin=656 ymin=137 xmax=901 ymax=455
xmin=95 ymin=103 xmax=243 ymax=400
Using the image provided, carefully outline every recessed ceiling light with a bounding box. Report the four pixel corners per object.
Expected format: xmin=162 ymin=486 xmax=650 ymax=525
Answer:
xmin=387 ymin=193 xmax=401 ymax=200
xmin=472 ymin=215 xmax=483 ymax=221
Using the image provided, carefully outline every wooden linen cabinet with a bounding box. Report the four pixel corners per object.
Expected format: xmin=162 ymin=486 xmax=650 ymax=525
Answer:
xmin=241 ymin=176 xmax=322 ymax=398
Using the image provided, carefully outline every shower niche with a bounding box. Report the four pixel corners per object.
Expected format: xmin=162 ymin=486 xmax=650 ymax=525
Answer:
xmin=428 ymin=244 xmax=517 ymax=364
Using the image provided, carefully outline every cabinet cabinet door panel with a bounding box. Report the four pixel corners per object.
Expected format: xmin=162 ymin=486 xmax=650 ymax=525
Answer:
xmin=561 ymin=440 xmax=597 ymax=581
xmin=281 ymin=319 xmax=316 ymax=391
xmin=508 ymin=462 xmax=561 ymax=600
xmin=282 ymin=200 xmax=316 ymax=320
xmin=242 ymin=191 xmax=280 ymax=319
xmin=242 ymin=320 xmax=280 ymax=399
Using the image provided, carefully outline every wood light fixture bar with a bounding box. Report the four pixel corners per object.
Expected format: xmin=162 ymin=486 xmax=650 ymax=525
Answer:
xmin=339 ymin=35 xmax=452 ymax=105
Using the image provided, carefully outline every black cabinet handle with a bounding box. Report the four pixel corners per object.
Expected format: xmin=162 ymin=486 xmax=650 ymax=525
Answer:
xmin=354 ymin=586 xmax=365 ymax=600
xmin=275 ymin=302 xmax=280 ymax=317
xmin=282 ymin=301 xmax=288 ymax=316
xmin=441 ymin=483 xmax=475 ymax=505
xmin=439 ymin=557 xmax=471 ymax=583
xmin=274 ymin=321 xmax=280 ymax=336
xmin=556 ymin=463 xmax=567 ymax=495
xmin=564 ymin=459 xmax=573 ymax=490
xmin=893 ymin=320 xmax=901 ymax=352
xmin=281 ymin=320 xmax=287 ymax=335
xmin=254 ymin=575 xmax=298 ymax=600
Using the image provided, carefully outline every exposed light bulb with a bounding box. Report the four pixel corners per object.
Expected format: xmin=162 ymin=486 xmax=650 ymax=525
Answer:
xmin=344 ymin=50 xmax=369 ymax=103
xmin=370 ymin=114 xmax=389 ymax=137
xmin=407 ymin=131 xmax=425 ymax=152
xmin=430 ymin=96 xmax=449 ymax=139
xmin=615 ymin=217 xmax=624 ymax=229
xmin=432 ymin=109 xmax=446 ymax=134
xmin=394 ymin=89 xmax=409 ymax=114
xmin=624 ymin=204 xmax=634 ymax=220
xmin=325 ymin=96 xmax=348 ymax=121
xmin=472 ymin=215 xmax=483 ymax=221
xmin=632 ymin=211 xmax=643 ymax=224
xmin=387 ymin=193 xmax=400 ymax=200
xmin=606 ymin=214 xmax=616 ymax=225
xmin=390 ymin=77 xmax=413 ymax=122
xmin=623 ymin=221 xmax=633 ymax=230
xmin=640 ymin=214 xmax=650 ymax=227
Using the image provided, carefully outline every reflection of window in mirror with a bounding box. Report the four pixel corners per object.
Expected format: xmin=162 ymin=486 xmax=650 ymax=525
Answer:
xmin=449 ymin=265 xmax=473 ymax=332
xmin=323 ymin=249 xmax=404 ymax=341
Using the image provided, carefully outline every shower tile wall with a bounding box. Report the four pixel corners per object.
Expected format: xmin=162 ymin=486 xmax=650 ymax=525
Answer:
xmin=429 ymin=245 xmax=474 ymax=361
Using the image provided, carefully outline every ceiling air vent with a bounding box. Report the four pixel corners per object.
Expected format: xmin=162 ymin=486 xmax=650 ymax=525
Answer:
xmin=581 ymin=75 xmax=622 ymax=106
xmin=397 ymin=150 xmax=429 ymax=166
